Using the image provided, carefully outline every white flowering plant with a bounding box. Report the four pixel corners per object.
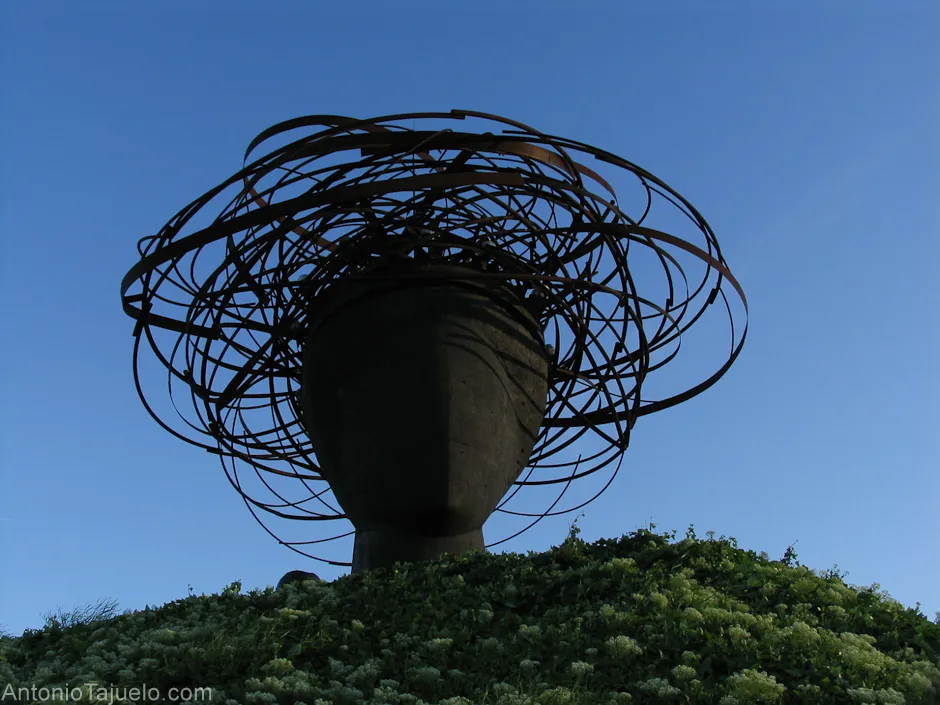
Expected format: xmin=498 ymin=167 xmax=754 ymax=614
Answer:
xmin=1 ymin=528 xmax=937 ymax=704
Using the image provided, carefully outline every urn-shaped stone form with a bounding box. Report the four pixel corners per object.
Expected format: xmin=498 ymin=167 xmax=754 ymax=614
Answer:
xmin=301 ymin=264 xmax=550 ymax=572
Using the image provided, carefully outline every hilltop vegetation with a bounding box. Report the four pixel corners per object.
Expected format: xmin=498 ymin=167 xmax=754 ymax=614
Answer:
xmin=2 ymin=529 xmax=938 ymax=704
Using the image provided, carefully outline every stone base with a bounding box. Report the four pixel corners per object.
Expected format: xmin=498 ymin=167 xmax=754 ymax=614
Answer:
xmin=352 ymin=526 xmax=484 ymax=573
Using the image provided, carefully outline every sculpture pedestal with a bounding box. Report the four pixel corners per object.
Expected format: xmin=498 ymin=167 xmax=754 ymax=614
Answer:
xmin=352 ymin=525 xmax=484 ymax=573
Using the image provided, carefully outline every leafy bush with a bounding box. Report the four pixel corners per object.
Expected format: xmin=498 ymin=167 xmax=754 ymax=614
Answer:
xmin=1 ymin=530 xmax=938 ymax=704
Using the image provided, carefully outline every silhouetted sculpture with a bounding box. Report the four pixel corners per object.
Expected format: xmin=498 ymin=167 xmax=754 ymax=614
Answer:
xmin=122 ymin=110 xmax=747 ymax=576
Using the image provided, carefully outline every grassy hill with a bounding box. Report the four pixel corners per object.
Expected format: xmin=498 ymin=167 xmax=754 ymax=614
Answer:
xmin=2 ymin=528 xmax=938 ymax=704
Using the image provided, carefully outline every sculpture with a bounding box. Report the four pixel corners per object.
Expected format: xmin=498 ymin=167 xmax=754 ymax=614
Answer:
xmin=121 ymin=110 xmax=747 ymax=572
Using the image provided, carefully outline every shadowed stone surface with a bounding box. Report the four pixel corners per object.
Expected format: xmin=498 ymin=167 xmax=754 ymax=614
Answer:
xmin=276 ymin=570 xmax=323 ymax=590
xmin=301 ymin=264 xmax=549 ymax=573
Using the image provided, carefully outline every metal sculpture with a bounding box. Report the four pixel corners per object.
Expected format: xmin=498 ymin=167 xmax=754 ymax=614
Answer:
xmin=121 ymin=110 xmax=747 ymax=572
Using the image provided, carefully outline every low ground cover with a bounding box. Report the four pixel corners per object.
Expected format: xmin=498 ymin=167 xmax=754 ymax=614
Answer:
xmin=2 ymin=529 xmax=938 ymax=704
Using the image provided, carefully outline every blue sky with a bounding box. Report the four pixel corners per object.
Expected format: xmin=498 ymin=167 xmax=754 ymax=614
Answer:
xmin=1 ymin=2 xmax=937 ymax=636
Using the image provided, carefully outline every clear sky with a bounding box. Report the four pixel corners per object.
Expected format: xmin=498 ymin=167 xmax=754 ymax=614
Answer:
xmin=1 ymin=2 xmax=937 ymax=636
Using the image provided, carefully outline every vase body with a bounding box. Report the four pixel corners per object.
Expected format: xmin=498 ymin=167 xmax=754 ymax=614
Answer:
xmin=301 ymin=265 xmax=549 ymax=572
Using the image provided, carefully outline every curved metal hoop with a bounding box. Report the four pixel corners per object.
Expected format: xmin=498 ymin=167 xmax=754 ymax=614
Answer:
xmin=122 ymin=110 xmax=748 ymax=566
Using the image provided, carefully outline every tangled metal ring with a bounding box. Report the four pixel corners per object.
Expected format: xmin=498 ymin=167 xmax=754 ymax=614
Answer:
xmin=121 ymin=110 xmax=748 ymax=566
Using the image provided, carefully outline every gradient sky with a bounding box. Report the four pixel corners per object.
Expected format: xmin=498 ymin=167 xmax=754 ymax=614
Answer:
xmin=2 ymin=2 xmax=938 ymax=637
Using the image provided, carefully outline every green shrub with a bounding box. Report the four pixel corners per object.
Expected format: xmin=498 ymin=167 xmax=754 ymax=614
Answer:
xmin=1 ymin=530 xmax=937 ymax=704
